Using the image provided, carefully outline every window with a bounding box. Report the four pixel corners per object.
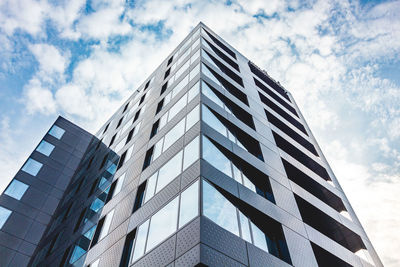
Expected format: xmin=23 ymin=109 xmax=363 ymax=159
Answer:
xmin=49 ymin=125 xmax=65 ymax=139
xmin=203 ymin=49 xmax=243 ymax=86
xmin=156 ymin=151 xmax=183 ymax=192
xmin=201 ymin=81 xmax=255 ymax=129
xmin=36 ymin=140 xmax=55 ymax=156
xmin=69 ymin=225 xmax=97 ymax=264
xmin=139 ymin=94 xmax=146 ymax=105
xmin=103 ymin=123 xmax=110 ymax=134
xmin=167 ymin=56 xmax=173 ymax=66
xmin=150 ymin=120 xmax=160 ymax=139
xmin=179 ymin=181 xmax=199 ymax=228
xmin=202 ymin=180 xmax=239 ymax=235
xmin=202 ymin=135 xmax=274 ymax=203
xmin=149 ymin=105 xmax=199 ymax=163
xmin=163 ymin=120 xmax=185 ymax=150
xmin=202 ymin=63 xmax=248 ymax=105
xmin=4 ymin=180 xmax=29 ymax=200
xmin=120 ymin=229 xmax=137 ymax=267
xmin=272 ymin=132 xmax=329 ymax=180
xmin=130 ymin=181 xmax=199 ymax=263
xmin=21 ymin=158 xmax=43 ymax=176
xmin=116 ymin=117 xmax=124 ymax=129
xmin=183 ymin=136 xmax=200 ymax=170
xmin=123 ymin=102 xmax=130 ymax=113
xmin=142 ymin=138 xmax=199 ymax=204
xmin=132 ymin=181 xmax=146 ymax=213
xmin=117 ymin=146 xmax=133 ymax=170
xmin=156 ymin=100 xmax=164 ymax=114
xmin=131 ymin=220 xmax=149 ymax=262
xmin=109 ymin=134 xmax=117 ymax=147
xmin=202 ymin=136 xmax=232 ymax=177
xmin=202 ymin=180 xmax=291 ymax=264
xmin=0 ymin=206 xmax=12 ymax=229
xmin=158 ymin=82 xmax=199 ymax=131
xmin=248 ymin=61 xmax=291 ymax=102
xmin=99 ymin=209 xmax=115 ymax=240
xmin=202 ymin=104 xmax=263 ymax=160
xmin=164 ymin=68 xmax=170 ymax=79
xmin=256 ymin=80 xmax=297 ymax=116
xmin=202 ymin=38 xmax=239 ymax=71
xmin=204 ymin=29 xmax=236 ymax=59
xmin=113 ymin=173 xmax=126 ymax=197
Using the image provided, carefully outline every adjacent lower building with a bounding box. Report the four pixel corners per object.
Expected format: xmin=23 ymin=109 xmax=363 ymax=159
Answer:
xmin=0 ymin=22 xmax=383 ymax=267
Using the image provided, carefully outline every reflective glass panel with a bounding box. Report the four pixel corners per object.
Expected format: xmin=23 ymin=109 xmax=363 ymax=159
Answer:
xmin=69 ymin=245 xmax=86 ymax=263
xmin=201 ymin=81 xmax=224 ymax=108
xmin=36 ymin=140 xmax=55 ymax=156
xmin=4 ymin=180 xmax=29 ymax=200
xmin=113 ymin=173 xmax=126 ymax=197
xmin=202 ymin=63 xmax=221 ymax=87
xmin=168 ymin=95 xmax=186 ymax=120
xmin=202 ymin=136 xmax=232 ymax=177
xmin=202 ymin=180 xmax=239 ymax=236
xmin=179 ymin=181 xmax=199 ymax=228
xmin=186 ymin=105 xmax=199 ymax=130
xmin=146 ymin=197 xmax=179 ymax=252
xmin=239 ymin=211 xmax=252 ymax=243
xmin=156 ymin=151 xmax=183 ymax=193
xmin=131 ymin=220 xmax=149 ymax=262
xmin=163 ymin=120 xmax=185 ymax=151
xmin=172 ymin=75 xmax=189 ymax=98
xmin=99 ymin=209 xmax=114 ymax=240
xmin=189 ymin=63 xmax=200 ymax=80
xmin=22 ymin=158 xmax=43 ymax=176
xmin=144 ymin=173 xmax=157 ymax=203
xmin=49 ymin=125 xmax=65 ymax=139
xmin=183 ymin=136 xmax=199 ymax=170
xmin=188 ymin=81 xmax=200 ymax=102
xmin=250 ymin=221 xmax=268 ymax=252
xmin=153 ymin=140 xmax=163 ymax=160
xmin=0 ymin=206 xmax=12 ymax=229
xmin=202 ymin=105 xmax=227 ymax=136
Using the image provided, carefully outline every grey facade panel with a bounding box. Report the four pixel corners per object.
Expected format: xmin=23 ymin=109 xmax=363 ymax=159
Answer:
xmin=0 ymin=23 xmax=382 ymax=267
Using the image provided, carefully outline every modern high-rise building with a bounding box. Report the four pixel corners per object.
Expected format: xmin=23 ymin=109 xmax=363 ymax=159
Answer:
xmin=0 ymin=22 xmax=382 ymax=267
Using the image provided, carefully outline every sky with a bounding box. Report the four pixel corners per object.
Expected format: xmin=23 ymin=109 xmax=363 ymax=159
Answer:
xmin=0 ymin=0 xmax=399 ymax=265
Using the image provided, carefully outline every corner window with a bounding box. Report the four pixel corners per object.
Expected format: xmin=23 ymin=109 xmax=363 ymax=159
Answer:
xmin=21 ymin=158 xmax=43 ymax=176
xmin=36 ymin=140 xmax=55 ymax=156
xmin=130 ymin=180 xmax=199 ymax=263
xmin=201 ymin=180 xmax=291 ymax=264
xmin=0 ymin=206 xmax=12 ymax=229
xmin=4 ymin=180 xmax=29 ymax=200
xmin=49 ymin=125 xmax=65 ymax=139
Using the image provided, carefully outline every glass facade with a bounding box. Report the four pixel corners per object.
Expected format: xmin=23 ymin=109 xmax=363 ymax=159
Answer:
xmin=0 ymin=206 xmax=12 ymax=229
xmin=48 ymin=125 xmax=65 ymax=139
xmin=0 ymin=24 xmax=381 ymax=267
xmin=4 ymin=179 xmax=29 ymax=200
xmin=21 ymin=158 xmax=43 ymax=176
xmin=36 ymin=140 xmax=55 ymax=156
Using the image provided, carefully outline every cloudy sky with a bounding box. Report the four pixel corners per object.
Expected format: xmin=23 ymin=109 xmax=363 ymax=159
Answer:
xmin=0 ymin=0 xmax=399 ymax=265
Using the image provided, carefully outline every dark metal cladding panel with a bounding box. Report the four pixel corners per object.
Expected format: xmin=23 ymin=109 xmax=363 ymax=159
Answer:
xmin=176 ymin=217 xmax=200 ymax=258
xmin=200 ymin=243 xmax=246 ymax=267
xmin=247 ymin=242 xmax=291 ymax=267
xmin=200 ymin=216 xmax=248 ymax=265
xmin=131 ymin=235 xmax=176 ymax=267
xmin=175 ymin=244 xmax=200 ymax=267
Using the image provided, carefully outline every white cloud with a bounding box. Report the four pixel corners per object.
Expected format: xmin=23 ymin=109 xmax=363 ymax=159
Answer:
xmin=23 ymin=78 xmax=57 ymax=114
xmin=0 ymin=0 xmax=49 ymax=36
xmin=29 ymin=43 xmax=69 ymax=74
xmin=1 ymin=0 xmax=400 ymax=265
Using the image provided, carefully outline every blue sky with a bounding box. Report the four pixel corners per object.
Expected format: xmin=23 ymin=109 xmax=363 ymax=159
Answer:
xmin=0 ymin=0 xmax=399 ymax=265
